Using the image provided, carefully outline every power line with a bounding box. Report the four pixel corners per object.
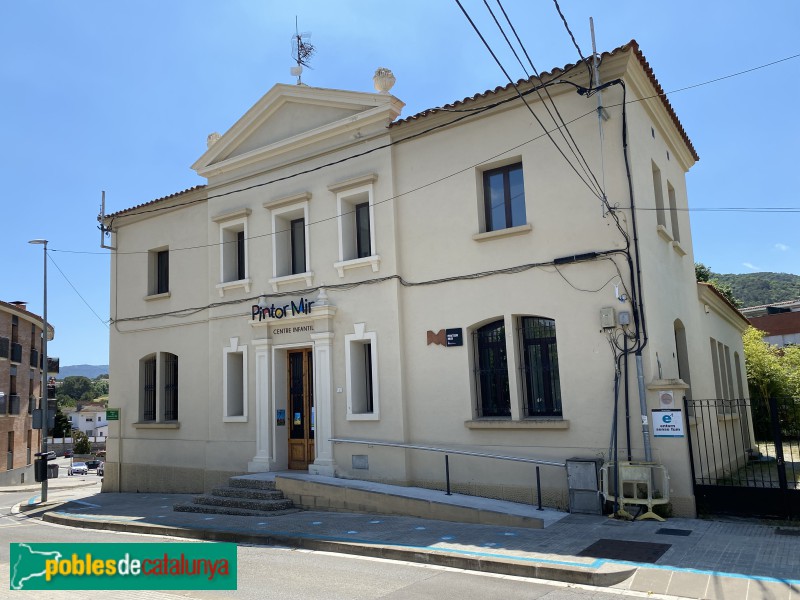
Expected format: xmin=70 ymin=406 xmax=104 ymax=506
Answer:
xmin=485 ymin=0 xmax=604 ymax=200
xmin=551 ymin=0 xmax=592 ymax=81
xmin=47 ymin=252 xmax=110 ymax=328
xmin=453 ymin=0 xmax=604 ymax=201
xmin=49 ymin=50 xmax=800 ymax=257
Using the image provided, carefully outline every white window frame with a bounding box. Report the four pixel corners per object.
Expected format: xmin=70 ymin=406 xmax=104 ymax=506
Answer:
xmin=265 ymin=197 xmax=314 ymax=292
xmin=223 ymin=337 xmax=248 ymax=422
xmin=330 ymin=175 xmax=380 ymax=277
xmin=345 ymin=323 xmax=379 ymax=421
xmin=212 ymin=208 xmax=252 ymax=297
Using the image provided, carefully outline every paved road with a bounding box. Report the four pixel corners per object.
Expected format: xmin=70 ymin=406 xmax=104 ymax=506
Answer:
xmin=1 ymin=486 xmax=656 ymax=600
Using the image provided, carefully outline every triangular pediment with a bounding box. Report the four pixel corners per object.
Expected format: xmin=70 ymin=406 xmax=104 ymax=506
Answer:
xmin=192 ymin=84 xmax=404 ymax=178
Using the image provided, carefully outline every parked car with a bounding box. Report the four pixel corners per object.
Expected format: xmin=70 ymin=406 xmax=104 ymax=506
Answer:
xmin=97 ymin=462 xmax=104 ymax=476
xmin=63 ymin=449 xmax=73 ymax=458
xmin=68 ymin=462 xmax=88 ymax=476
xmin=85 ymin=459 xmax=101 ymax=470
xmin=43 ymin=451 xmax=57 ymax=460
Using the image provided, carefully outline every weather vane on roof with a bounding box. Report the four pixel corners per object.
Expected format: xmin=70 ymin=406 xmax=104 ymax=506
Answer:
xmin=290 ymin=17 xmax=315 ymax=85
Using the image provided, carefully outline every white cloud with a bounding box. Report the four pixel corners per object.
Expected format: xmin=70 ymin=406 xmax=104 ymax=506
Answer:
xmin=742 ymin=262 xmax=760 ymax=271
xmin=774 ymin=243 xmax=790 ymax=251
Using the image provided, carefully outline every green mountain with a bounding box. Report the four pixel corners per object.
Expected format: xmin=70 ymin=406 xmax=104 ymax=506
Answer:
xmin=712 ymin=272 xmax=800 ymax=308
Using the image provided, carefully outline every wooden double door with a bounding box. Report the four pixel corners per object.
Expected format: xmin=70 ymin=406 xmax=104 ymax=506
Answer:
xmin=287 ymin=349 xmax=314 ymax=470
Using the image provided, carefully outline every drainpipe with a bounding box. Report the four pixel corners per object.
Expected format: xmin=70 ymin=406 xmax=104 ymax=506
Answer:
xmin=636 ymin=352 xmax=652 ymax=462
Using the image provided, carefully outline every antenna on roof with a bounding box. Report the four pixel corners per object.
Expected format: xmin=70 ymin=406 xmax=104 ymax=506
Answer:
xmin=97 ymin=190 xmax=117 ymax=250
xmin=290 ymin=17 xmax=315 ymax=85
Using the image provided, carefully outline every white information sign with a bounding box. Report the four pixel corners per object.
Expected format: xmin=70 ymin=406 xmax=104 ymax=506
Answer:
xmin=652 ymin=409 xmax=684 ymax=438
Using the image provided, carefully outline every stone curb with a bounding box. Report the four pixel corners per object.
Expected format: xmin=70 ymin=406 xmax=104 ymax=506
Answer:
xmin=42 ymin=511 xmax=636 ymax=587
xmin=0 ymin=480 xmax=101 ymax=493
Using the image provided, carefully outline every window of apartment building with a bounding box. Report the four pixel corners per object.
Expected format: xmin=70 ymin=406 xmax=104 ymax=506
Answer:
xmin=27 ymin=430 xmax=32 ymax=465
xmin=345 ymin=325 xmax=379 ymax=419
xmin=7 ymin=432 xmax=14 ymax=471
xmin=266 ymin=197 xmax=313 ymax=290
xmin=8 ymin=368 xmax=18 ymax=415
xmin=212 ymin=208 xmax=251 ymax=295
xmin=223 ymin=338 xmax=247 ymax=421
xmin=473 ymin=320 xmax=511 ymax=417
xmin=483 ymin=162 xmax=526 ymax=232
xmin=139 ymin=352 xmax=179 ymax=423
xmin=519 ymin=317 xmax=563 ymax=417
xmin=652 ymin=162 xmax=667 ymax=229
xmin=147 ymin=248 xmax=169 ymax=296
xmin=10 ymin=316 xmax=21 ymax=363
xmin=667 ymin=182 xmax=681 ymax=243
xmin=0 ymin=336 xmax=9 ymax=359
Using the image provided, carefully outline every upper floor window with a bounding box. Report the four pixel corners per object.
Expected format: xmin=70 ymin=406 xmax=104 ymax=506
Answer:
xmin=667 ymin=182 xmax=681 ymax=243
xmin=473 ymin=320 xmax=510 ymax=417
xmin=147 ymin=247 xmax=169 ymax=296
xmin=518 ymin=317 xmax=562 ymax=417
xmin=483 ymin=163 xmax=525 ymax=232
xmin=212 ymin=208 xmax=251 ymax=296
xmin=290 ymin=217 xmax=306 ymax=275
xmin=330 ymin=175 xmax=380 ymax=277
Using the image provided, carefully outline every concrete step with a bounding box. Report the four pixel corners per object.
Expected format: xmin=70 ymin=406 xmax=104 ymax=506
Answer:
xmin=210 ymin=486 xmax=285 ymax=501
xmin=192 ymin=494 xmax=295 ymax=512
xmin=229 ymin=477 xmax=277 ymax=491
xmin=173 ymin=502 xmax=300 ymax=517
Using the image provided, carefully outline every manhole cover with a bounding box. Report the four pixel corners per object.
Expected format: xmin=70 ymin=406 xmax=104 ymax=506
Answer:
xmin=578 ymin=539 xmax=671 ymax=563
xmin=656 ymin=528 xmax=692 ymax=536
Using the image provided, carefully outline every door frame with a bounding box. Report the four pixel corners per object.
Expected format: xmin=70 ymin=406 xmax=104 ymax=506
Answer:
xmin=287 ymin=348 xmax=315 ymax=470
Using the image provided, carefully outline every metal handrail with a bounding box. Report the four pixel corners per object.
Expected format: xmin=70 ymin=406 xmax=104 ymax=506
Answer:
xmin=330 ymin=437 xmax=565 ymax=467
xmin=330 ymin=437 xmax=564 ymax=509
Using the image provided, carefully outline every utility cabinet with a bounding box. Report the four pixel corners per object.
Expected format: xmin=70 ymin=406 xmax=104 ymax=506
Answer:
xmin=566 ymin=457 xmax=604 ymax=514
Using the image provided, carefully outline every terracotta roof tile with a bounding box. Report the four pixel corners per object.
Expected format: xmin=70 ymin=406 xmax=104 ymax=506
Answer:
xmin=105 ymin=185 xmax=207 ymax=219
xmin=391 ymin=40 xmax=699 ymax=162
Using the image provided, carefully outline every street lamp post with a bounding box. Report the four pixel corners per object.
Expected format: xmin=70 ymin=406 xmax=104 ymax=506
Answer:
xmin=29 ymin=239 xmax=48 ymax=502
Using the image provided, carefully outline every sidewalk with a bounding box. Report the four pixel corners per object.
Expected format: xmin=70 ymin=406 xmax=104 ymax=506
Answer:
xmin=11 ymin=476 xmax=800 ymax=599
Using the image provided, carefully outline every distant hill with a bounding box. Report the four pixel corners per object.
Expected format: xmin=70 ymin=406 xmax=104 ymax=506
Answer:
xmin=712 ymin=272 xmax=800 ymax=308
xmin=57 ymin=364 xmax=109 ymax=380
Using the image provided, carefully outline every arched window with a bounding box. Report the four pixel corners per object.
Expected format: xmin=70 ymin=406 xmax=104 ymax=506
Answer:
xmin=473 ymin=320 xmax=510 ymax=417
xmin=519 ymin=317 xmax=562 ymax=417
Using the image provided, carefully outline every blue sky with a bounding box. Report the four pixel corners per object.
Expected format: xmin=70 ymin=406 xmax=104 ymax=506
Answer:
xmin=2 ymin=1 xmax=798 ymax=366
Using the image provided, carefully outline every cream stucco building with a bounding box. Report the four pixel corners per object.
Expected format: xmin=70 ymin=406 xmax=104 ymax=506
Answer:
xmin=102 ymin=41 xmax=750 ymax=517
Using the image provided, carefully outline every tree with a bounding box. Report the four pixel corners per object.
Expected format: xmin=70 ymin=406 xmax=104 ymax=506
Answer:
xmin=59 ymin=376 xmax=96 ymax=403
xmin=73 ymin=430 xmax=91 ymax=455
xmin=51 ymin=406 xmax=72 ymax=438
xmin=695 ymin=262 xmax=741 ymax=307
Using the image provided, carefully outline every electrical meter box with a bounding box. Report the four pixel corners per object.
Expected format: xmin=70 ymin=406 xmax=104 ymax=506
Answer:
xmin=566 ymin=457 xmax=604 ymax=514
xmin=600 ymin=307 xmax=616 ymax=329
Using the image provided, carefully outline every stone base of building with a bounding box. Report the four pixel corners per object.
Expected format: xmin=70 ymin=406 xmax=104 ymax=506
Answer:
xmin=100 ymin=462 xmax=245 ymax=494
xmin=0 ymin=464 xmax=35 ymax=487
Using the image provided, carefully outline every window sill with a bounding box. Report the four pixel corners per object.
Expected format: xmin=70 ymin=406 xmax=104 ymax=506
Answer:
xmin=216 ymin=278 xmax=252 ymax=297
xmin=144 ymin=292 xmax=171 ymax=302
xmin=334 ymin=255 xmax=381 ymax=278
xmin=346 ymin=412 xmax=380 ymax=421
xmin=133 ymin=421 xmax=180 ymax=429
xmin=671 ymin=240 xmax=687 ymax=256
xmin=465 ymin=418 xmax=568 ymax=430
xmin=473 ymin=223 xmax=532 ymax=243
xmin=656 ymin=224 xmax=673 ymax=243
xmin=223 ymin=415 xmax=248 ymax=423
xmin=269 ymin=271 xmax=314 ymax=292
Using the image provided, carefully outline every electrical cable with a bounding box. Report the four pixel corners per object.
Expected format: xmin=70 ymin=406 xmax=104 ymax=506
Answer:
xmin=453 ymin=0 xmax=604 ymax=201
xmin=551 ymin=0 xmax=593 ymax=81
xmin=47 ymin=252 xmax=110 ymax=328
xmin=488 ymin=0 xmax=605 ymax=200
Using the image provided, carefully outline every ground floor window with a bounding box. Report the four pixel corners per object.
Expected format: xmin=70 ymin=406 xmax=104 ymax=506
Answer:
xmin=139 ymin=352 xmax=179 ymax=422
xmin=345 ymin=324 xmax=379 ymax=419
xmin=223 ymin=338 xmax=248 ymax=421
xmin=473 ymin=320 xmax=510 ymax=417
xmin=519 ymin=317 xmax=562 ymax=417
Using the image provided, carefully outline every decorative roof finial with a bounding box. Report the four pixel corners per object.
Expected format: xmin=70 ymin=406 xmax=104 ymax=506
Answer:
xmin=373 ymin=68 xmax=396 ymax=94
